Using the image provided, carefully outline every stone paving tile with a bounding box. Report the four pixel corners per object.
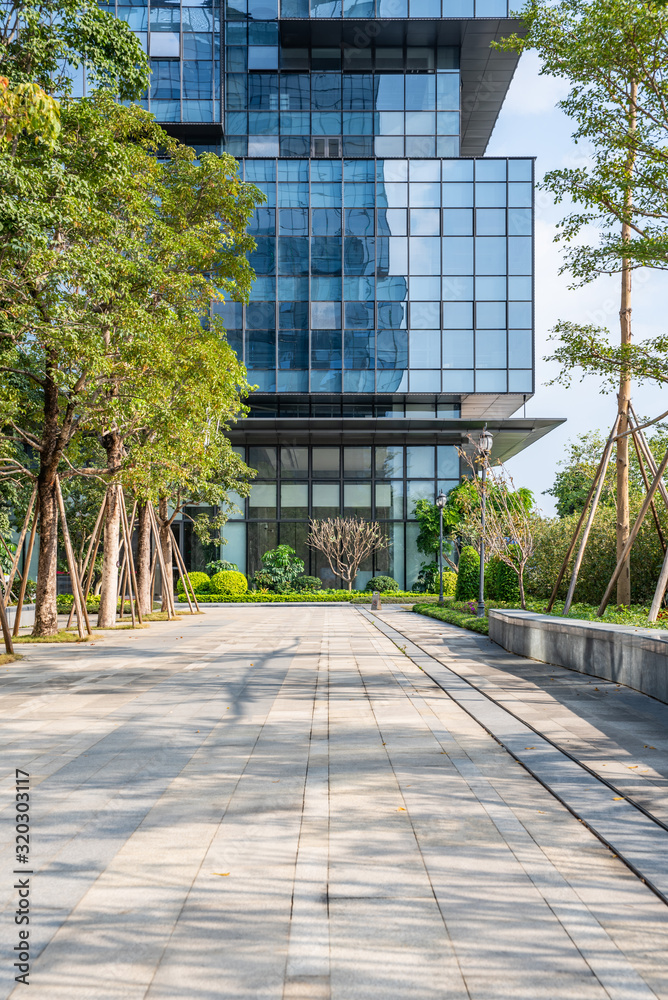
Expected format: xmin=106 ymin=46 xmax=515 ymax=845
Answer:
xmin=0 ymin=608 xmax=667 ymax=999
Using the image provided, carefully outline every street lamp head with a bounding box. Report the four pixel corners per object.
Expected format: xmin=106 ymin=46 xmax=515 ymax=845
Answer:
xmin=435 ymin=490 xmax=447 ymax=509
xmin=477 ymin=429 xmax=494 ymax=456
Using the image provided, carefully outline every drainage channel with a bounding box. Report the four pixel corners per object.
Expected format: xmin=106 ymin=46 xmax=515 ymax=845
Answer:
xmin=360 ymin=607 xmax=668 ymax=908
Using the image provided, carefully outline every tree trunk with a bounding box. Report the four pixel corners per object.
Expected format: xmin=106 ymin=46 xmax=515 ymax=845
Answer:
xmin=518 ymin=565 xmax=526 ymax=611
xmin=158 ymin=495 xmax=173 ymax=610
xmin=616 ymin=80 xmax=637 ymax=608
xmin=97 ymin=433 xmax=125 ymax=628
xmin=97 ymin=484 xmax=122 ymax=628
xmin=32 ymin=477 xmax=59 ymax=637
xmin=135 ymin=502 xmax=152 ymax=617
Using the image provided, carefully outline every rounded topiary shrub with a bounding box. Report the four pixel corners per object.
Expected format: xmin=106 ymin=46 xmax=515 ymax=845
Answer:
xmin=364 ymin=575 xmax=399 ymax=592
xmin=209 ymin=570 xmax=248 ymax=596
xmin=442 ymin=571 xmax=457 ymax=598
xmin=177 ymin=571 xmax=210 ymax=596
xmin=292 ymin=575 xmax=323 ymax=592
xmin=493 ymin=559 xmax=520 ymax=602
xmin=454 ymin=546 xmax=480 ymax=601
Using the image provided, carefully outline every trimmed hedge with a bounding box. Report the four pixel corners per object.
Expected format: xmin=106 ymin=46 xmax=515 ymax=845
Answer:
xmin=176 ymin=571 xmax=210 ymax=595
xmin=57 ymin=593 xmax=102 ymax=614
xmin=454 ymin=546 xmax=480 ymax=601
xmin=363 ymin=575 xmax=399 ymax=592
xmin=209 ymin=570 xmax=248 ymax=596
xmin=412 ymin=602 xmax=489 ymax=635
xmin=179 ymin=591 xmax=440 ymax=604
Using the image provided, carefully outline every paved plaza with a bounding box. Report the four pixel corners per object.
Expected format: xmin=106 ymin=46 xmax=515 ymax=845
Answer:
xmin=1 ymin=606 xmax=668 ymax=999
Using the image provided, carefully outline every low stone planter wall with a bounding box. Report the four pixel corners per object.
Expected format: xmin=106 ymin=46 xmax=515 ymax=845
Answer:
xmin=6 ymin=604 xmax=35 ymax=628
xmin=489 ymin=609 xmax=668 ymax=704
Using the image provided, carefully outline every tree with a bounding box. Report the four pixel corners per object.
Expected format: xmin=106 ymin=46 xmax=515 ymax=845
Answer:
xmin=413 ymin=498 xmax=459 ymax=572
xmin=250 ymin=545 xmax=304 ymax=593
xmin=545 ymin=431 xmax=616 ymax=517
xmin=308 ymin=518 xmax=387 ymax=591
xmin=498 ymin=0 xmax=668 ymax=604
xmin=0 ymin=95 xmax=260 ymax=634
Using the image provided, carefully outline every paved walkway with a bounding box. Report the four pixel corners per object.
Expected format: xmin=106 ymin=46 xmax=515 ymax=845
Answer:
xmin=1 ymin=607 xmax=667 ymax=999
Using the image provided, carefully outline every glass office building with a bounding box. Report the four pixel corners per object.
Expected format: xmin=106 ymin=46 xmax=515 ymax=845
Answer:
xmin=111 ymin=1 xmax=562 ymax=588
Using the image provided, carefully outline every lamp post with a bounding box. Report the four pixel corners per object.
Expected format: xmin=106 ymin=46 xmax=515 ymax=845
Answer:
xmin=476 ymin=428 xmax=494 ymax=618
xmin=436 ymin=490 xmax=447 ymax=605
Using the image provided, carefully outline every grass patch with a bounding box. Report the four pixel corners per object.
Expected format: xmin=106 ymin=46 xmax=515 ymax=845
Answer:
xmin=412 ymin=597 xmax=668 ymax=635
xmin=14 ymin=630 xmax=93 ymax=643
xmin=0 ymin=652 xmax=21 ymax=664
xmin=186 ymin=591 xmax=441 ymax=604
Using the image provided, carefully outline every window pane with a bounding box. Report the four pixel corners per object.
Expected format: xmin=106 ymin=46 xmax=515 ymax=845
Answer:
xmin=312 ymin=482 xmax=340 ymax=516
xmin=344 ymin=483 xmax=371 ymax=516
xmin=312 ymin=448 xmax=340 ymax=478
xmin=344 ymin=447 xmax=372 ymax=478
xmin=281 ymin=483 xmax=308 ymax=518
xmin=375 ymin=445 xmax=404 ymax=478
xmin=281 ymin=446 xmax=309 ymax=479
xmin=248 ymin=484 xmax=277 ymax=518
xmin=407 ymin=446 xmax=434 ymax=478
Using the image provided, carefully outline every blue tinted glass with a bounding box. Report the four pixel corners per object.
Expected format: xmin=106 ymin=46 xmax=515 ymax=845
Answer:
xmin=508 ymin=302 xmax=532 ymax=327
xmin=442 ymin=330 xmax=473 ymax=368
xmin=437 ymin=111 xmax=459 ymax=135
xmin=509 ymin=208 xmax=532 ymax=236
xmin=278 ymin=184 xmax=309 ymax=207
xmin=249 ymin=111 xmax=279 ymax=133
xmin=248 ymin=0 xmax=278 ymax=15
xmin=312 ymin=112 xmax=342 ymax=135
xmin=312 ymin=331 xmax=342 ymax=369
xmin=278 ymin=237 xmax=309 ymax=275
xmin=310 ymin=183 xmax=342 ymax=207
xmin=407 ymin=446 xmax=435 ymax=477
xmin=409 ymin=183 xmax=440 ymax=207
xmin=443 ymin=160 xmax=473 ymax=182
xmin=278 ymin=370 xmax=309 ymax=391
xmin=245 ymin=329 xmax=275 ymax=369
xmin=214 ymin=301 xmax=243 ymax=329
xmin=225 ymin=46 xmax=246 ymax=71
xmin=312 ymin=209 xmax=342 ymax=235
xmin=508 ymin=329 xmax=532 ymax=366
xmin=344 ymin=301 xmax=374 ymax=328
xmin=344 ymin=182 xmax=375 ymax=207
xmin=279 ymin=208 xmax=308 ymax=234
xmin=281 ymin=75 xmax=310 ymax=109
xmin=508 ymin=237 xmax=532 ymax=274
xmin=508 ymin=183 xmax=533 ymax=207
xmin=280 ymin=111 xmax=310 ymax=134
xmin=225 ymin=74 xmax=246 ymax=108
xmin=508 ymin=160 xmax=532 ymax=182
xmin=409 ymin=237 xmax=440 ymax=275
xmin=246 ymin=302 xmax=276 ymax=329
xmin=247 ymin=46 xmax=279 ymax=69
xmin=476 ymin=208 xmax=506 ymax=235
xmin=343 ymin=75 xmax=375 ymax=109
xmin=375 ymin=76 xmax=404 ymax=110
xmin=311 ymin=301 xmax=341 ymax=327
xmin=442 ymin=276 xmax=473 ymax=300
xmin=476 ymin=276 xmax=506 ymax=298
xmin=344 ymin=276 xmax=375 ymax=298
xmin=443 ymin=209 xmax=472 ymax=235
xmin=475 ymin=237 xmax=506 ymax=275
xmin=442 ymin=237 xmax=473 ymax=274
xmin=409 ymin=330 xmax=440 ymax=369
xmin=226 ymin=111 xmax=247 ymax=134
xmin=311 ymin=237 xmax=342 ymax=275
xmin=250 ymin=236 xmax=276 ymax=274
xmin=150 ymin=61 xmax=180 ymax=100
xmin=475 ymin=330 xmax=506 ymax=368
xmin=278 ymin=160 xmax=308 ymax=181
xmin=226 ymin=23 xmax=247 ymax=44
xmin=377 ymin=301 xmax=407 ymax=327
xmin=344 ymin=331 xmax=375 ymax=369
xmin=476 ymin=302 xmax=506 ymax=328
xmin=344 ymin=160 xmax=374 ymax=182
xmin=377 ymin=330 xmax=408 ymax=368
xmin=311 ymin=276 xmax=342 ymax=299
xmin=475 ymin=183 xmax=507 ymax=207
xmin=246 ymin=160 xmax=276 ymax=182
xmin=344 ymin=237 xmax=375 ymax=275
xmin=406 ymin=76 xmax=435 ymax=111
xmin=251 ymin=181 xmax=275 ymax=205
xmin=409 ymin=301 xmax=440 ymax=329
xmin=279 ymin=331 xmax=309 ymax=368
xmin=312 ymin=74 xmax=342 ymax=109
xmin=436 ymin=74 xmax=459 ymax=110
xmin=250 ymin=208 xmax=276 ymax=235
xmin=508 ymin=276 xmax=531 ymax=299
xmin=443 ymin=183 xmax=473 ymax=208
xmin=345 ymin=208 xmax=374 ymax=236
xmin=343 ymin=112 xmax=373 ymax=135
xmin=443 ymin=301 xmax=473 ymax=328
xmin=248 ymin=73 xmax=278 ymax=108
xmin=249 ymin=21 xmax=279 ymax=42
xmin=183 ymin=32 xmax=213 ymax=58
xmin=249 ymin=276 xmax=276 ymax=300
xmin=278 ymin=276 xmax=309 ymax=298
xmin=311 ymin=160 xmax=342 ymax=181
xmin=476 ymin=160 xmax=506 ymax=182
xmin=279 ymin=301 xmax=309 ymax=329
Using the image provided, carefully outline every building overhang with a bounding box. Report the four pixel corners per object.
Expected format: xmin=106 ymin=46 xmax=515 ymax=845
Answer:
xmin=228 ymin=414 xmax=564 ymax=463
xmin=278 ymin=16 xmax=524 ymax=156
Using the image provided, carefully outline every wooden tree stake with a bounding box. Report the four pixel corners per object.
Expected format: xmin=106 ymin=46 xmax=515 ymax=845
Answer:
xmin=3 ymin=485 xmax=37 ymax=607
xmin=66 ymin=493 xmax=107 ymax=630
xmin=598 ymin=444 xmax=668 ymax=615
xmin=149 ymin=504 xmax=175 ymax=619
xmin=120 ymin=493 xmax=142 ymax=626
xmin=563 ymin=416 xmax=620 ymax=615
xmin=55 ymin=478 xmax=91 ymax=638
xmin=12 ymin=506 xmax=39 ymax=638
xmin=169 ymin=525 xmax=200 ymax=612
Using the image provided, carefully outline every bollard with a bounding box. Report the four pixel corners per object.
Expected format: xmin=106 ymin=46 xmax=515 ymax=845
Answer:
xmin=371 ymin=590 xmax=381 ymax=611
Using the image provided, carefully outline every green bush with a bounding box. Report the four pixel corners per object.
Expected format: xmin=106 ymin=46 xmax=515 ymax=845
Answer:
xmin=454 ymin=546 xmax=480 ymax=600
xmin=292 ymin=575 xmax=323 ymax=592
xmin=206 ymin=559 xmax=238 ymax=575
xmin=176 ymin=571 xmax=210 ymax=596
xmin=485 ymin=556 xmax=519 ymax=602
xmin=57 ymin=593 xmax=102 ymax=613
xmin=249 ymin=544 xmax=304 ymax=592
xmin=209 ymin=570 xmax=248 ymax=596
xmin=442 ymin=571 xmax=457 ymax=597
xmin=364 ymin=575 xmax=399 ymax=592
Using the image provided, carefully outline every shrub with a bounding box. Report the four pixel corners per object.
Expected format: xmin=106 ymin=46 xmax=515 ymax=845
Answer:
xmin=454 ymin=546 xmax=480 ymax=600
xmin=206 ymin=559 xmax=238 ymax=575
xmin=364 ymin=575 xmax=399 ymax=592
xmin=442 ymin=571 xmax=457 ymax=597
xmin=209 ymin=570 xmax=248 ymax=596
xmin=292 ymin=575 xmax=323 ymax=592
xmin=176 ymin=571 xmax=210 ymax=596
xmin=57 ymin=593 xmax=103 ymax=613
xmin=249 ymin=544 xmax=304 ymax=592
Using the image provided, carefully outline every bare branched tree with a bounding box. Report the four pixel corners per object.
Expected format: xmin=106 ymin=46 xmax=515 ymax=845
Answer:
xmin=308 ymin=517 xmax=387 ymax=591
xmin=459 ymin=451 xmax=535 ymax=609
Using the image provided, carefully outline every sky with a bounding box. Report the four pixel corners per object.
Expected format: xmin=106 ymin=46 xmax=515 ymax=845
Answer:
xmin=486 ymin=51 xmax=668 ymax=515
